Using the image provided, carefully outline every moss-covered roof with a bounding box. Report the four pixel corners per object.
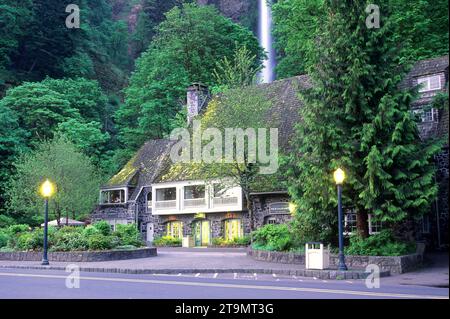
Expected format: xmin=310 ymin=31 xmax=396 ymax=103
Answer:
xmin=103 ymin=139 xmax=175 ymax=192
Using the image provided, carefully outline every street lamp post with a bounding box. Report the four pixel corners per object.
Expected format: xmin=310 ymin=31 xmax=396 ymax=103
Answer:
xmin=40 ymin=179 xmax=55 ymax=265
xmin=333 ymin=168 xmax=348 ymax=271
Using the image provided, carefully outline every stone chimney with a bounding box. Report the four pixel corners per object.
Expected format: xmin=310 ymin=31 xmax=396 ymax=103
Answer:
xmin=187 ymin=83 xmax=209 ymax=125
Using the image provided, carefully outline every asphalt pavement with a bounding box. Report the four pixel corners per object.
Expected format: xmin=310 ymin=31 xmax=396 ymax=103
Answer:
xmin=0 ymin=268 xmax=447 ymax=299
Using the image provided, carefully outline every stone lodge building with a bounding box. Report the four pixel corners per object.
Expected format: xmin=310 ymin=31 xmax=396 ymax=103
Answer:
xmin=92 ymin=56 xmax=449 ymax=249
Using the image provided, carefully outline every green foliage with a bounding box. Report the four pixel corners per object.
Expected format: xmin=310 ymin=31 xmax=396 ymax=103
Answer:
xmin=272 ymin=0 xmax=324 ymax=77
xmin=212 ymin=235 xmax=251 ymax=247
xmin=212 ymin=45 xmax=262 ymax=92
xmin=0 ymin=228 xmax=10 ymax=248
xmin=119 ymin=3 xmax=263 ymax=150
xmin=285 ymin=0 xmax=442 ymax=243
xmin=114 ymin=224 xmax=144 ymax=247
xmin=87 ymin=234 xmax=118 ymax=251
xmin=0 ymin=215 xmax=15 ymax=228
xmin=273 ymin=0 xmax=448 ymax=78
xmin=6 ymin=135 xmax=104 ymax=225
xmin=252 ymin=224 xmax=293 ymax=251
xmin=92 ymin=221 xmax=112 ymax=237
xmin=153 ymin=236 xmax=182 ymax=247
xmin=346 ymin=230 xmax=416 ymax=256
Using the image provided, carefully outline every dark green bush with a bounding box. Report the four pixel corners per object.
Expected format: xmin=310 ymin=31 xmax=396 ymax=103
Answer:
xmin=51 ymin=231 xmax=88 ymax=252
xmin=153 ymin=236 xmax=182 ymax=247
xmin=0 ymin=229 xmax=9 ymax=248
xmin=87 ymin=234 xmax=119 ymax=251
xmin=7 ymin=224 xmax=30 ymax=235
xmin=92 ymin=221 xmax=111 ymax=236
xmin=345 ymin=230 xmax=416 ymax=256
xmin=82 ymin=225 xmax=100 ymax=237
xmin=114 ymin=224 xmax=144 ymax=247
xmin=252 ymin=224 xmax=293 ymax=251
xmin=0 ymin=215 xmax=15 ymax=228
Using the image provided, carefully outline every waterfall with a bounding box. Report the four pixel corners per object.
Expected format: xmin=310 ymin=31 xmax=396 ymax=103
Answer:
xmin=258 ymin=0 xmax=276 ymax=83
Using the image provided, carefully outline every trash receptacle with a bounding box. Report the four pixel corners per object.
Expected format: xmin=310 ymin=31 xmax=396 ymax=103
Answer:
xmin=305 ymin=242 xmax=329 ymax=270
xmin=182 ymin=236 xmax=192 ymax=248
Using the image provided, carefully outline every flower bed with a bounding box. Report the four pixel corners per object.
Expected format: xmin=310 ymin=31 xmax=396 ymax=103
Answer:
xmin=0 ymin=222 xmax=146 ymax=252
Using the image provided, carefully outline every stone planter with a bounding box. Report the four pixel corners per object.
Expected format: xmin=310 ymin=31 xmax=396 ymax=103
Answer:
xmin=247 ymin=248 xmax=423 ymax=274
xmin=0 ymin=247 xmax=157 ymax=262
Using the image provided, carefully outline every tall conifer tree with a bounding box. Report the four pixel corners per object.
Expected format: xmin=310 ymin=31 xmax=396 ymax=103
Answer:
xmin=286 ymin=0 xmax=442 ymax=242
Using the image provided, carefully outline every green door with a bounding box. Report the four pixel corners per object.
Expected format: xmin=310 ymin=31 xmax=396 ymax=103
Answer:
xmin=193 ymin=220 xmax=210 ymax=246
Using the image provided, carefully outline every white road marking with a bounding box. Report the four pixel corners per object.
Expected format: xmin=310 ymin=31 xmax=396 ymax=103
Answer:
xmin=213 ymin=273 xmax=218 ymax=279
xmin=272 ymin=274 xmax=277 ymax=278
xmin=233 ymin=273 xmax=237 ymax=279
xmin=292 ymin=275 xmax=297 ymax=279
xmin=195 ymin=273 xmax=200 ymax=277
xmin=346 ymin=281 xmax=353 ymax=284
xmin=0 ymin=272 xmax=446 ymax=299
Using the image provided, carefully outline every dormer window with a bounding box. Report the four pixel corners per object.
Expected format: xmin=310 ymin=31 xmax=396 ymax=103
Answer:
xmin=418 ymin=75 xmax=441 ymax=92
xmin=100 ymin=189 xmax=126 ymax=204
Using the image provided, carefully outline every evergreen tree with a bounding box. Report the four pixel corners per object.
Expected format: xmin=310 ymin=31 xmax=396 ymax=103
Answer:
xmin=286 ymin=0 xmax=443 ymax=243
xmin=118 ymin=3 xmax=263 ymax=151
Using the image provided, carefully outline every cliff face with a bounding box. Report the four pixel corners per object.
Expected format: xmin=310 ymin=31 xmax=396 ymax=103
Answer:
xmin=197 ymin=0 xmax=249 ymax=22
xmin=197 ymin=0 xmax=258 ymax=31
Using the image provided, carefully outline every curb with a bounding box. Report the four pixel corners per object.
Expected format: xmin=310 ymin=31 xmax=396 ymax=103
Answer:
xmin=0 ymin=264 xmax=389 ymax=280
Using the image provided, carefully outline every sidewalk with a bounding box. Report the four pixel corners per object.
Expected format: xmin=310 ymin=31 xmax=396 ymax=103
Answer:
xmin=381 ymin=252 xmax=449 ymax=288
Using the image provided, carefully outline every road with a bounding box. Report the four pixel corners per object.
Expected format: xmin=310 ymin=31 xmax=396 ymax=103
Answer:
xmin=0 ymin=268 xmax=448 ymax=299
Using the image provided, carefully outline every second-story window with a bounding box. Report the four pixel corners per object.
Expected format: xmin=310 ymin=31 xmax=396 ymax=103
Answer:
xmin=184 ymin=185 xmax=206 ymax=208
xmin=155 ymin=187 xmax=177 ymax=209
xmin=156 ymin=188 xmax=176 ymax=201
xmin=418 ymin=75 xmax=441 ymax=93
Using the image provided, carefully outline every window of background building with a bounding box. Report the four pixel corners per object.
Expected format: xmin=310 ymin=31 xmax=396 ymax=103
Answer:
xmin=156 ymin=187 xmax=176 ymax=201
xmin=418 ymin=75 xmax=441 ymax=92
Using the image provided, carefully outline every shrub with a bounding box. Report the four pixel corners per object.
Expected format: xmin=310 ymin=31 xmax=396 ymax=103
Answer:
xmin=16 ymin=232 xmax=34 ymax=251
xmin=92 ymin=221 xmax=111 ymax=236
xmin=82 ymin=225 xmax=100 ymax=237
xmin=212 ymin=237 xmax=226 ymax=246
xmin=213 ymin=236 xmax=251 ymax=247
xmin=52 ymin=231 xmax=88 ymax=252
xmin=233 ymin=235 xmax=251 ymax=246
xmin=0 ymin=215 xmax=15 ymax=228
xmin=114 ymin=224 xmax=144 ymax=247
xmin=251 ymin=224 xmax=293 ymax=251
xmin=153 ymin=236 xmax=182 ymax=247
xmin=0 ymin=229 xmax=10 ymax=248
xmin=345 ymin=230 xmax=416 ymax=256
xmin=7 ymin=224 xmax=30 ymax=235
xmin=87 ymin=234 xmax=119 ymax=251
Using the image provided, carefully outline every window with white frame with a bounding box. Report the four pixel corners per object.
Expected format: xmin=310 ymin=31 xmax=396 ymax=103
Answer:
xmin=412 ymin=107 xmax=439 ymax=123
xmin=418 ymin=75 xmax=441 ymax=92
xmin=344 ymin=212 xmax=357 ymax=235
xmin=100 ymin=189 xmax=126 ymax=204
xmin=368 ymin=214 xmax=383 ymax=234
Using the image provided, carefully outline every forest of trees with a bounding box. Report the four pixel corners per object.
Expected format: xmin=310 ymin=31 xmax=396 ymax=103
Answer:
xmin=0 ymin=0 xmax=448 ymax=229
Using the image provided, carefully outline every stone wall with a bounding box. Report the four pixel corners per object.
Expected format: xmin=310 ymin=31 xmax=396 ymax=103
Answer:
xmin=248 ymin=248 xmax=423 ymax=275
xmin=0 ymin=248 xmax=157 ymax=262
xmin=252 ymin=193 xmax=292 ymax=228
